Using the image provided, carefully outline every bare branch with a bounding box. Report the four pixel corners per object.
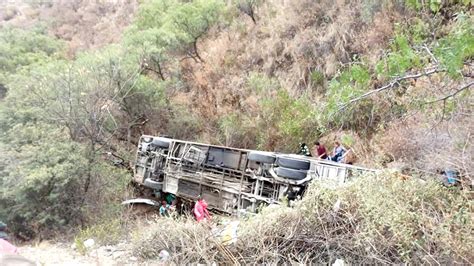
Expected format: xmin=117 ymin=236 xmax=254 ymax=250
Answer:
xmin=338 ymin=67 xmax=443 ymax=112
xmin=424 ymin=81 xmax=473 ymax=104
xmin=421 ymin=44 xmax=438 ymax=64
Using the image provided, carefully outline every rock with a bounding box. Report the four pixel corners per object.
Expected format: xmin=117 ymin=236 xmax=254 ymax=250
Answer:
xmin=158 ymin=250 xmax=170 ymax=262
xmin=112 ymin=252 xmax=122 ymax=260
xmin=70 ymin=243 xmax=76 ymax=250
xmin=83 ymin=239 xmax=95 ymax=249
xmin=112 ymin=252 xmax=123 ymax=260
xmin=333 ymin=259 xmax=345 ymax=266
xmin=129 ymin=256 xmax=138 ymax=261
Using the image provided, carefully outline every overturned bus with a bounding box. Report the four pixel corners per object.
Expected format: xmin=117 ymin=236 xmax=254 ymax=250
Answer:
xmin=133 ymin=135 xmax=375 ymax=214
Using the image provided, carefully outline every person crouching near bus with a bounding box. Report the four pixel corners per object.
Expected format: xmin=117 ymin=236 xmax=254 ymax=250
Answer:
xmin=312 ymin=141 xmax=328 ymax=159
xmin=330 ymin=141 xmax=347 ymax=163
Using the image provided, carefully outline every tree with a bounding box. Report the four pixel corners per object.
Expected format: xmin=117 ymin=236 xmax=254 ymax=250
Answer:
xmin=130 ymin=0 xmax=224 ymax=63
xmin=0 ymin=27 xmax=64 ymax=84
xmin=167 ymin=0 xmax=224 ymax=62
xmin=0 ymin=124 xmax=89 ymax=238
xmin=125 ymin=26 xmax=175 ymax=80
xmin=237 ymin=0 xmax=261 ymax=24
xmin=0 ymin=42 xmax=138 ymax=238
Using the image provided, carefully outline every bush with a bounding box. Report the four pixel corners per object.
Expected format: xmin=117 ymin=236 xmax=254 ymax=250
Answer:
xmin=435 ymin=13 xmax=474 ymax=77
xmin=246 ymin=71 xmax=280 ymax=96
xmin=74 ymin=218 xmax=123 ymax=254
xmin=218 ymin=113 xmax=258 ymax=148
xmin=133 ymin=173 xmax=472 ymax=264
xmin=310 ymin=69 xmax=325 ymax=86
xmin=257 ymin=90 xmax=321 ymax=151
xmin=323 ymin=64 xmax=381 ymax=133
xmin=132 ymin=216 xmax=218 ymax=264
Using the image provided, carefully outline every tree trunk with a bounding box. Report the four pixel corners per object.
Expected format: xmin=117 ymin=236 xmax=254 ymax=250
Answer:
xmin=193 ymin=40 xmax=204 ymax=63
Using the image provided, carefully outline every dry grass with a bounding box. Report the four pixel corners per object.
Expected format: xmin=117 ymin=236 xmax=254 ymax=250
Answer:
xmin=133 ymin=173 xmax=473 ymax=264
xmin=375 ymin=113 xmax=474 ymax=181
xmin=0 ymin=1 xmax=139 ymax=55
xmin=180 ymin=0 xmax=406 ymax=145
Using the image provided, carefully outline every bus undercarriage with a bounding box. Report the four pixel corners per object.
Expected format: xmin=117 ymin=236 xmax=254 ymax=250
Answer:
xmin=134 ymin=136 xmax=375 ymax=214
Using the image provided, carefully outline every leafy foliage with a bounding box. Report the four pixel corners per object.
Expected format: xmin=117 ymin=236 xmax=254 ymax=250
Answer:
xmin=258 ymin=90 xmax=320 ymax=151
xmin=218 ymin=113 xmax=257 ymax=148
xmin=324 ymin=64 xmax=375 ymax=131
xmin=0 ymin=26 xmax=64 ymax=84
xmin=0 ymin=126 xmax=87 ymax=237
xmin=435 ymin=13 xmax=474 ymax=77
xmin=375 ymin=34 xmax=423 ymax=78
xmin=246 ymin=71 xmax=280 ymax=95
xmin=405 ymin=0 xmax=472 ymax=12
xmin=128 ymin=0 xmax=225 ymax=63
xmin=0 ymin=33 xmax=134 ymax=238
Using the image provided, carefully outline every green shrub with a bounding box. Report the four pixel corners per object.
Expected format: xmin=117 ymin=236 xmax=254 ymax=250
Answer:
xmin=340 ymin=133 xmax=355 ymax=147
xmin=246 ymin=71 xmax=280 ymax=95
xmin=218 ymin=113 xmax=258 ymax=148
xmin=0 ymin=27 xmax=64 ymax=83
xmin=258 ymin=90 xmax=321 ymax=151
xmin=310 ymin=69 xmax=325 ymax=88
xmin=435 ymin=13 xmax=474 ymax=77
xmin=375 ymin=34 xmax=423 ymax=78
xmin=405 ymin=0 xmax=472 ymax=13
xmin=323 ymin=64 xmax=376 ymax=131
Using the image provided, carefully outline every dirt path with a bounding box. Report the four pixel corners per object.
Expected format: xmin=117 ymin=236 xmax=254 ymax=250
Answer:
xmin=17 ymin=241 xmax=140 ymax=266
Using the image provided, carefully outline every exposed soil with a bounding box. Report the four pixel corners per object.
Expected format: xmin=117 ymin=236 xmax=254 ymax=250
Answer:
xmin=17 ymin=241 xmax=137 ymax=266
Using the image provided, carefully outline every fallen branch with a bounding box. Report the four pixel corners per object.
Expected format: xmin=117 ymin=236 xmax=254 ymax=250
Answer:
xmin=338 ymin=67 xmax=443 ymax=112
xmin=423 ymin=81 xmax=474 ymax=123
xmin=424 ymin=81 xmax=474 ymax=104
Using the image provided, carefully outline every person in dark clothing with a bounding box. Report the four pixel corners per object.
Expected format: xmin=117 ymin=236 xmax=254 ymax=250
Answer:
xmin=298 ymin=143 xmax=312 ymax=157
xmin=284 ymin=186 xmax=297 ymax=207
xmin=284 ymin=186 xmax=304 ymax=207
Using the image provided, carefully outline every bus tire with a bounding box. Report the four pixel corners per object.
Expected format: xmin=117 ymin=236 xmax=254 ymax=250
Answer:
xmin=248 ymin=151 xmax=276 ymax=164
xmin=276 ymin=156 xmax=310 ymax=170
xmin=275 ymin=167 xmax=308 ymax=180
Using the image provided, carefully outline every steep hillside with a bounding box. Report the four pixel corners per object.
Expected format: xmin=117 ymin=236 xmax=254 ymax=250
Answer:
xmin=0 ymin=0 xmax=472 ymax=257
xmin=129 ymin=0 xmax=472 ymax=173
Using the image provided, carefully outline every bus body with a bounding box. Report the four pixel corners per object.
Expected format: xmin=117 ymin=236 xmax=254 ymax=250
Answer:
xmin=134 ymin=136 xmax=375 ymax=214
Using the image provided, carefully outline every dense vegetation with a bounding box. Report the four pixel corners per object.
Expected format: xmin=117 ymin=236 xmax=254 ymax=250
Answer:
xmin=134 ymin=174 xmax=473 ymax=264
xmin=0 ymin=0 xmax=472 ymax=257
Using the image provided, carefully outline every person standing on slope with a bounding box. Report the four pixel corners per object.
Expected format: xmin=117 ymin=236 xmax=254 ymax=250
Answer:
xmin=193 ymin=196 xmax=210 ymax=222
